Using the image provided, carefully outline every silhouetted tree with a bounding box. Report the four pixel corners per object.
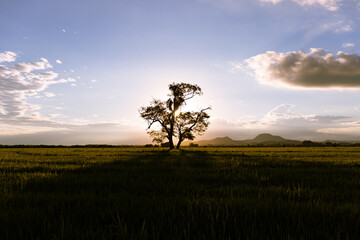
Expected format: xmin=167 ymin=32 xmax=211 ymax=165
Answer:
xmin=140 ymin=82 xmax=210 ymax=149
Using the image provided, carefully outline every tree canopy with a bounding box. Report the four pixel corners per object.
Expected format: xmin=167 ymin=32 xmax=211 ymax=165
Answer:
xmin=139 ymin=82 xmax=210 ymax=149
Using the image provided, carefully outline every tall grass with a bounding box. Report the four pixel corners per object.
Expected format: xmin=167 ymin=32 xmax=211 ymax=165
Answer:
xmin=0 ymin=147 xmax=359 ymax=239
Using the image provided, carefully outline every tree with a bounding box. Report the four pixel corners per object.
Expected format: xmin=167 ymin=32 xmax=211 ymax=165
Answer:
xmin=139 ymin=82 xmax=210 ymax=149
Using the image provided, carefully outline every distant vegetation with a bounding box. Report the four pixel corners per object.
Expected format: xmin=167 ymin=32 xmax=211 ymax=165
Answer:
xmin=1 ymin=133 xmax=359 ymax=149
xmin=1 ymin=147 xmax=360 ymax=239
xmin=192 ymin=133 xmax=360 ymax=147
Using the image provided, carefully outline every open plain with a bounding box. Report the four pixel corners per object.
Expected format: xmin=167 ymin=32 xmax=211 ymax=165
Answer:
xmin=1 ymin=147 xmax=360 ymax=239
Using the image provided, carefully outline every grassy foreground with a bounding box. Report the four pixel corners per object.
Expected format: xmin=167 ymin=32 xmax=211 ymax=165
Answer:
xmin=1 ymin=147 xmax=360 ymax=239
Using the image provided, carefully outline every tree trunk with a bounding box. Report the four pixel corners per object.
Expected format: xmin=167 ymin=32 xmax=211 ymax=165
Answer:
xmin=169 ymin=137 xmax=175 ymax=150
xmin=176 ymin=139 xmax=182 ymax=149
xmin=169 ymin=103 xmax=176 ymax=150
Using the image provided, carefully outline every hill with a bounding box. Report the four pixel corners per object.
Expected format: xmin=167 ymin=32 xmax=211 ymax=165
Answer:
xmin=194 ymin=133 xmax=301 ymax=146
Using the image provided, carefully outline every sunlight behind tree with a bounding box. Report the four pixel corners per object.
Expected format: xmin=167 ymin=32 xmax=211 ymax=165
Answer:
xmin=139 ymin=82 xmax=211 ymax=149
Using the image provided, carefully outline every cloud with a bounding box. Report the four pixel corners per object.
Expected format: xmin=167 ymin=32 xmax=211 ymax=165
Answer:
xmin=292 ymin=0 xmax=342 ymax=11
xmin=62 ymin=29 xmax=66 ymax=33
xmin=200 ymin=0 xmax=342 ymax=12
xmin=261 ymin=104 xmax=315 ymax=125
xmin=228 ymin=62 xmax=245 ymax=74
xmin=56 ymin=59 xmax=62 ymax=64
xmin=245 ymin=48 xmax=360 ymax=89
xmin=212 ymin=104 xmax=325 ymax=130
xmin=336 ymin=25 xmax=352 ymax=32
xmin=259 ymin=0 xmax=342 ymax=11
xmin=0 ymin=51 xmax=74 ymax=124
xmin=260 ymin=0 xmax=282 ymax=3
xmin=303 ymin=20 xmax=352 ymax=39
xmin=316 ymin=121 xmax=360 ymax=136
xmin=313 ymin=115 xmax=350 ymax=123
xmin=0 ymin=51 xmax=17 ymax=63
xmin=321 ymin=21 xmax=352 ymax=33
xmin=342 ymin=43 xmax=355 ymax=48
xmin=207 ymin=104 xmax=354 ymax=141
xmin=44 ymin=92 xmax=56 ymax=97
xmin=0 ymin=123 xmax=148 ymax=145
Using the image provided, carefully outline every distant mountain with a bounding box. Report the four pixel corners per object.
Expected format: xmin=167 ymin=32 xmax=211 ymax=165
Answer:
xmin=197 ymin=136 xmax=236 ymax=146
xmin=193 ymin=133 xmax=301 ymax=146
xmin=252 ymin=133 xmax=285 ymax=142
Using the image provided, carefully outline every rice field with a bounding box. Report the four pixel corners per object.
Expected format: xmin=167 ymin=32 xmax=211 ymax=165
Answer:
xmin=1 ymin=147 xmax=360 ymax=239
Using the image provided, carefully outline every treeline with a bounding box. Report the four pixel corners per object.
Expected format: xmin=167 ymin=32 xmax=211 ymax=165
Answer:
xmin=2 ymin=141 xmax=360 ymax=148
xmin=152 ymin=141 xmax=360 ymax=147
xmin=0 ymin=144 xmax=143 ymax=148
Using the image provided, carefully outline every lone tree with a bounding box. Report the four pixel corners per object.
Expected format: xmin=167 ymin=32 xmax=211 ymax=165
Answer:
xmin=140 ymin=82 xmax=210 ymax=149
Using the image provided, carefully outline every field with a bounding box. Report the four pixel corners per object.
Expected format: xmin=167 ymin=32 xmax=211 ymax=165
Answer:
xmin=1 ymin=147 xmax=360 ymax=239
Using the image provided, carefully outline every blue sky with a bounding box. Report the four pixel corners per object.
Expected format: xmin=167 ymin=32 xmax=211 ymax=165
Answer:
xmin=1 ymin=0 xmax=360 ymax=144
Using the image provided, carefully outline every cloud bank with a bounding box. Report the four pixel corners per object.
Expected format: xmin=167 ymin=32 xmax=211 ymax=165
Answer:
xmin=0 ymin=123 xmax=148 ymax=145
xmin=208 ymin=104 xmax=353 ymax=141
xmin=245 ymin=48 xmax=360 ymax=89
xmin=0 ymin=51 xmax=74 ymax=125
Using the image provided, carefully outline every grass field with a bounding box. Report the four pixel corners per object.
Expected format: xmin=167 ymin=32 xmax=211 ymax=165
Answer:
xmin=1 ymin=147 xmax=360 ymax=239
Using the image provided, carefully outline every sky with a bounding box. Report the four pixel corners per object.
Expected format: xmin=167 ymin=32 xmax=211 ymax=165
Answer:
xmin=1 ymin=0 xmax=360 ymax=144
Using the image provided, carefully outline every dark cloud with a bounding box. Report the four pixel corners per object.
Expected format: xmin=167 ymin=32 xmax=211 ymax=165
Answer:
xmin=314 ymin=115 xmax=350 ymax=123
xmin=246 ymin=48 xmax=360 ymax=89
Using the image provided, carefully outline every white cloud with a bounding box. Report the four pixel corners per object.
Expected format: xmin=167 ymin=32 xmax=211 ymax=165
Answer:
xmin=0 ymin=51 xmax=16 ymax=63
xmin=245 ymin=48 xmax=360 ymax=89
xmin=335 ymin=25 xmax=352 ymax=33
xmin=292 ymin=0 xmax=342 ymax=11
xmin=228 ymin=62 xmax=245 ymax=74
xmin=213 ymin=104 xmax=317 ymax=130
xmin=262 ymin=104 xmax=315 ymax=124
xmin=56 ymin=59 xmax=62 ymax=64
xmin=259 ymin=0 xmax=342 ymax=11
xmin=90 ymin=79 xmax=97 ymax=83
xmin=316 ymin=121 xmax=360 ymax=135
xmin=342 ymin=43 xmax=355 ymax=48
xmin=321 ymin=21 xmax=352 ymax=33
xmin=0 ymin=51 xmax=74 ymax=124
xmin=0 ymin=123 xmax=147 ymax=145
xmin=260 ymin=0 xmax=282 ymax=3
xmin=72 ymin=118 xmax=90 ymax=124
xmin=44 ymin=92 xmax=56 ymax=97
xmin=62 ymin=29 xmax=66 ymax=33
xmin=209 ymin=104 xmax=353 ymax=141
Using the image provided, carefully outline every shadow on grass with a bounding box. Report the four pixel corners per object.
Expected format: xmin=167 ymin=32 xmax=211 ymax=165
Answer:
xmin=1 ymin=148 xmax=360 ymax=239
xmin=1 ymin=149 xmax=218 ymax=240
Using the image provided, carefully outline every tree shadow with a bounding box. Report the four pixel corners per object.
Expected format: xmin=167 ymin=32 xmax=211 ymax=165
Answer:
xmin=1 ymin=149 xmax=216 ymax=240
xmin=2 ymin=148 xmax=360 ymax=240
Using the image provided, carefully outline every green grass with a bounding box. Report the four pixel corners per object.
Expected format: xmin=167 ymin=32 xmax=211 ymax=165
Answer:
xmin=1 ymin=147 xmax=360 ymax=239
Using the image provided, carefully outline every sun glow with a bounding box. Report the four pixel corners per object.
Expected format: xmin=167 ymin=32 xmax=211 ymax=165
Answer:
xmin=175 ymin=109 xmax=180 ymax=117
